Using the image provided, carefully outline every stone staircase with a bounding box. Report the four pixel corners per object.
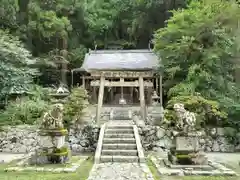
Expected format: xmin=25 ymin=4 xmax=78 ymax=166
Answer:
xmin=95 ymin=120 xmax=145 ymax=163
xmin=110 ymin=107 xmax=132 ymax=120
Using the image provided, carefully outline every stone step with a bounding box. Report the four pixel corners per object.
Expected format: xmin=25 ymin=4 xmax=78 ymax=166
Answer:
xmin=103 ymin=138 xmax=136 ymax=144
xmin=107 ymin=120 xmax=134 ymax=125
xmin=106 ymin=125 xmax=133 ymax=130
xmin=102 ymin=143 xmax=137 ymax=150
xmin=105 ymin=129 xmax=134 ymax=134
xmin=104 ymin=133 xmax=134 ymax=138
xmin=113 ymin=117 xmax=131 ymax=120
xmin=101 ymin=149 xmax=138 ymax=156
xmin=100 ymin=155 xmax=139 ymax=163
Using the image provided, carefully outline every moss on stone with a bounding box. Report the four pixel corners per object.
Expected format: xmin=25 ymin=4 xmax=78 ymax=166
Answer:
xmin=39 ymin=128 xmax=68 ymax=136
xmin=176 ymin=153 xmax=196 ymax=159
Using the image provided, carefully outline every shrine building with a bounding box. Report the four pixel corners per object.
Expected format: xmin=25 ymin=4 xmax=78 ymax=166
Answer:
xmin=72 ymin=49 xmax=162 ymax=124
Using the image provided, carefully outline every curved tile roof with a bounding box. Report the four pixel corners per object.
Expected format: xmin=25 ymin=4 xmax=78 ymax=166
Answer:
xmin=80 ymin=49 xmax=160 ymax=71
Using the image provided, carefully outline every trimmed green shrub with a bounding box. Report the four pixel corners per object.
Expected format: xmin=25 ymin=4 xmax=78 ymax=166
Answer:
xmin=166 ymin=95 xmax=227 ymax=127
xmin=63 ymin=87 xmax=89 ymax=128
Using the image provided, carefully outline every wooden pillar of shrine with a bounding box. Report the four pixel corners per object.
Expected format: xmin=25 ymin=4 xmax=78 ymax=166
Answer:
xmin=96 ymin=75 xmax=105 ymax=125
xmin=139 ymin=76 xmax=146 ymax=120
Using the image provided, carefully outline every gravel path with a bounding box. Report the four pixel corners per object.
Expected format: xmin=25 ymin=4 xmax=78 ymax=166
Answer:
xmin=87 ymin=163 xmax=154 ymax=180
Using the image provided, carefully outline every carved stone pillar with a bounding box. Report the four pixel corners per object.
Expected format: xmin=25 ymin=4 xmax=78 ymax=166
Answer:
xmin=139 ymin=76 xmax=146 ymax=120
xmin=96 ymin=76 xmax=105 ymax=125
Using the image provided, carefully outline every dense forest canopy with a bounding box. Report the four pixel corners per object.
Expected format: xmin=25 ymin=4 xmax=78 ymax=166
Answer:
xmin=0 ymin=0 xmax=190 ymax=86
xmin=154 ymin=0 xmax=240 ymax=142
xmin=0 ymin=0 xmax=188 ymax=63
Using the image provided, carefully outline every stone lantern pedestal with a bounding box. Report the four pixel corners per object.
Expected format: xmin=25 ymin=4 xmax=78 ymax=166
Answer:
xmin=168 ymin=132 xmax=208 ymax=166
xmin=30 ymin=129 xmax=70 ymax=164
xmin=28 ymin=103 xmax=71 ymax=165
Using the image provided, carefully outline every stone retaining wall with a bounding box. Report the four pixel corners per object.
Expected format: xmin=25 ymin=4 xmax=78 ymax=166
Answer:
xmin=0 ymin=126 xmax=40 ymax=153
xmin=0 ymin=125 xmax=239 ymax=153
xmin=68 ymin=124 xmax=100 ymax=152
xmin=0 ymin=125 xmax=100 ymax=153
xmin=138 ymin=126 xmax=240 ymax=153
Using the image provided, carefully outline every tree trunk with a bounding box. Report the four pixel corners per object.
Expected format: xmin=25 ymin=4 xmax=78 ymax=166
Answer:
xmin=62 ymin=38 xmax=68 ymax=85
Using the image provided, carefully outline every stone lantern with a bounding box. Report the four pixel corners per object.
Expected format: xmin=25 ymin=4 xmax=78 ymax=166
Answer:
xmin=151 ymin=91 xmax=160 ymax=106
xmin=147 ymin=91 xmax=164 ymax=125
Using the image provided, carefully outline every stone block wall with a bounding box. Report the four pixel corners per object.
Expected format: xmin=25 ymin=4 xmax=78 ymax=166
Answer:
xmin=138 ymin=126 xmax=171 ymax=152
xmin=0 ymin=125 xmax=100 ymax=154
xmin=0 ymin=125 xmax=40 ymax=153
xmin=138 ymin=126 xmax=240 ymax=153
xmin=0 ymin=124 xmax=239 ymax=154
xmin=68 ymin=124 xmax=100 ymax=152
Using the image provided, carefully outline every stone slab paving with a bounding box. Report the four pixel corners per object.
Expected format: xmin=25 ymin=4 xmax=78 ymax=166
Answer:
xmin=5 ymin=156 xmax=88 ymax=173
xmin=0 ymin=153 xmax=25 ymax=163
xmin=149 ymin=152 xmax=239 ymax=177
xmin=87 ymin=163 xmax=154 ymax=180
xmin=207 ymin=152 xmax=240 ymax=174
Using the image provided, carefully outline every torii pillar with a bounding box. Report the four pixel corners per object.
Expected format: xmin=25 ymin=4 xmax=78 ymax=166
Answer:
xmin=96 ymin=75 xmax=105 ymax=125
xmin=139 ymin=76 xmax=146 ymax=120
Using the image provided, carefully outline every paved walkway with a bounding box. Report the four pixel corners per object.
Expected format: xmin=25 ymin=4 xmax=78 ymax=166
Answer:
xmin=207 ymin=152 xmax=240 ymax=174
xmin=87 ymin=163 xmax=154 ymax=180
xmin=0 ymin=152 xmax=239 ymax=180
xmin=0 ymin=153 xmax=25 ymax=163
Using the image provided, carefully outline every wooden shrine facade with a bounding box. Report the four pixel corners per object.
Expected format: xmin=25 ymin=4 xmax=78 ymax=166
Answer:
xmin=79 ymin=70 xmax=162 ymax=124
xmin=77 ymin=49 xmax=162 ymax=124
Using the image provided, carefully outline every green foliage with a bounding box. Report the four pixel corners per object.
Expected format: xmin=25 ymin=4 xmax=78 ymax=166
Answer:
xmin=63 ymin=87 xmax=89 ymax=128
xmin=0 ymin=0 xmax=18 ymax=28
xmin=0 ymin=97 xmax=48 ymax=126
xmin=166 ymin=95 xmax=227 ymax=126
xmin=0 ymin=30 xmax=39 ymax=100
xmin=28 ymin=85 xmax=52 ymax=101
xmin=84 ymin=0 xmax=119 ymax=34
xmin=163 ymin=109 xmax=177 ymax=122
xmin=0 ymin=0 xmax=187 ymax=70
xmin=68 ymin=45 xmax=88 ymax=68
xmin=28 ymin=8 xmax=72 ymax=39
xmin=224 ymin=127 xmax=240 ymax=146
xmin=0 ymin=85 xmax=50 ymax=126
xmin=146 ymin=157 xmax=161 ymax=180
xmin=154 ymin=0 xmax=240 ymax=129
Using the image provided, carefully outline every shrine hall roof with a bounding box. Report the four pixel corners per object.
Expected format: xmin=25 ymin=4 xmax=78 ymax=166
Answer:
xmin=80 ymin=49 xmax=160 ymax=72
